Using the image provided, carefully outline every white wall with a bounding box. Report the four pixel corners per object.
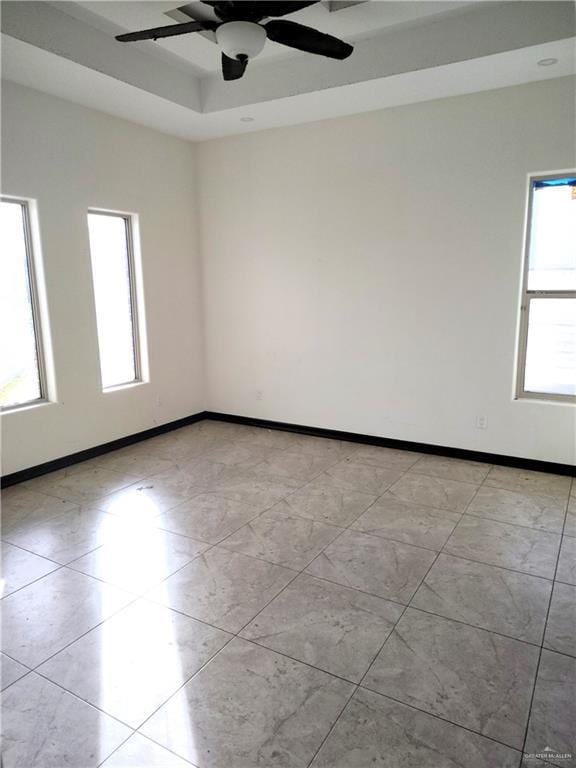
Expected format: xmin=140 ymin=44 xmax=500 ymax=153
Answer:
xmin=1 ymin=82 xmax=205 ymax=475
xmin=198 ymin=77 xmax=576 ymax=464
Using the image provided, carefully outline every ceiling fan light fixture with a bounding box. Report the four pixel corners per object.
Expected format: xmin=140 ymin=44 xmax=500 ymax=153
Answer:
xmin=216 ymin=21 xmax=266 ymax=61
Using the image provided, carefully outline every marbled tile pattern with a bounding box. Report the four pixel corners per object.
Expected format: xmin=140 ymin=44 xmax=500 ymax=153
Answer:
xmin=352 ymin=493 xmax=460 ymax=550
xmin=525 ymin=650 xmax=576 ymax=765
xmin=307 ymin=528 xmax=436 ymax=603
xmin=141 ymin=638 xmax=354 ymax=768
xmin=444 ymin=516 xmax=560 ymax=578
xmin=2 ymin=673 xmax=131 ymax=768
xmin=221 ymin=505 xmax=342 ymax=569
xmin=1 ymin=422 xmax=572 ymax=767
xmin=37 ymin=600 xmax=230 ymax=727
xmin=310 ymin=688 xmax=519 ymax=768
xmin=364 ymin=608 xmax=539 ymax=748
xmin=544 ymin=582 xmax=576 ymax=658
xmin=240 ymin=573 xmax=404 ymax=681
xmin=154 ymin=492 xmax=261 ymax=543
xmin=1 ymin=542 xmax=59 ymax=596
xmin=556 ymin=535 xmax=576 ymax=585
xmin=1 ymin=654 xmax=29 ymax=691
xmin=388 ymin=472 xmax=479 ymax=513
xmin=466 ymin=486 xmax=566 ymax=533
xmin=146 ymin=547 xmax=295 ymax=632
xmin=411 ymin=554 xmax=552 ymax=643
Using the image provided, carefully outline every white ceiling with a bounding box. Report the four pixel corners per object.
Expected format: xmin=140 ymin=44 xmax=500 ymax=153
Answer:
xmin=2 ymin=1 xmax=575 ymax=140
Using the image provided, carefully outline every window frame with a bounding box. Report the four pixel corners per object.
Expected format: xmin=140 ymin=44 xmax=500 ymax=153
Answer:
xmin=516 ymin=172 xmax=576 ymax=404
xmin=87 ymin=209 xmax=143 ymax=391
xmin=0 ymin=196 xmax=49 ymax=412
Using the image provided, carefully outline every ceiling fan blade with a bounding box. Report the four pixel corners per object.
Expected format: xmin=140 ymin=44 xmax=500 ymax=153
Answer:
xmin=249 ymin=2 xmax=319 ymax=17
xmin=116 ymin=20 xmax=215 ymax=42
xmin=264 ymin=20 xmax=352 ymax=59
xmin=222 ymin=53 xmax=248 ymax=80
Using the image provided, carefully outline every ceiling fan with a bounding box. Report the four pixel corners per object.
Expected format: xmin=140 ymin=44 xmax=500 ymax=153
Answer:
xmin=116 ymin=1 xmax=353 ymax=81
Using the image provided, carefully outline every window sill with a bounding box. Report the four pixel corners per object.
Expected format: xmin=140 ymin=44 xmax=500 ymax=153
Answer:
xmin=102 ymin=380 xmax=148 ymax=394
xmin=514 ymin=395 xmax=575 ymax=406
xmin=0 ymin=398 xmax=55 ymax=415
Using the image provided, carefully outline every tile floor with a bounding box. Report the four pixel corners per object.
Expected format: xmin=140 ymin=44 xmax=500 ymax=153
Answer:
xmin=1 ymin=420 xmax=574 ymax=768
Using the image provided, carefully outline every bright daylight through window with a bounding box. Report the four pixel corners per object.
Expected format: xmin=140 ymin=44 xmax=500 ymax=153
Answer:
xmin=88 ymin=211 xmax=142 ymax=390
xmin=0 ymin=198 xmax=46 ymax=410
xmin=517 ymin=176 xmax=576 ymax=401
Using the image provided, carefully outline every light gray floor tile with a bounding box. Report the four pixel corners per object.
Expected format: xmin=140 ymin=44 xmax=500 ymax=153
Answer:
xmin=195 ymin=441 xmax=273 ymax=470
xmin=544 ymin=582 xmax=576 ymax=657
xmin=411 ymin=455 xmax=491 ymax=484
xmin=240 ymin=573 xmax=403 ymax=681
xmin=2 ymin=672 xmax=131 ymax=768
xmin=3 ymin=506 xmax=128 ymax=565
xmin=1 ymin=654 xmax=29 ymax=690
xmin=483 ymin=467 xmax=571 ymax=501
xmin=154 ymin=492 xmax=261 ymax=543
xmin=2 ymin=568 xmax=134 ymax=667
xmin=252 ymin=450 xmax=338 ymax=483
xmin=95 ymin=480 xmax=191 ymax=522
xmin=346 ymin=445 xmax=422 ymax=470
xmin=388 ymin=472 xmax=478 ymax=513
xmin=444 ymin=517 xmax=560 ymax=578
xmin=68 ymin=527 xmax=208 ymax=594
xmin=221 ymin=506 xmax=342 ymax=570
xmin=564 ymin=494 xmax=576 ymax=536
xmin=24 ymin=465 xmax=139 ymax=504
xmin=2 ymin=542 xmax=59 ymax=596
xmin=467 ymin=487 xmax=567 ymax=533
xmin=281 ymin=434 xmax=356 ymax=460
xmin=146 ymin=547 xmax=295 ymax=632
xmin=306 ymin=529 xmax=436 ymax=603
xmin=323 ymin=461 xmax=404 ymax=495
xmin=352 ymin=493 xmax=460 ymax=550
xmin=141 ymin=637 xmax=354 ymax=768
xmin=100 ymin=733 xmax=195 ymax=767
xmin=202 ymin=467 xmax=302 ymax=510
xmin=281 ymin=476 xmax=377 ymax=527
xmin=310 ymin=687 xmax=519 ymax=768
xmin=38 ymin=600 xmax=230 ymax=727
xmin=556 ymin=536 xmax=576 ymax=585
xmin=233 ymin=427 xmax=305 ymax=450
xmin=1 ymin=487 xmax=78 ymax=537
xmin=364 ymin=608 xmax=539 ymax=748
xmin=411 ymin=554 xmax=552 ymax=643
xmin=525 ymin=650 xmax=576 ymax=767
xmin=92 ymin=445 xmax=177 ymax=479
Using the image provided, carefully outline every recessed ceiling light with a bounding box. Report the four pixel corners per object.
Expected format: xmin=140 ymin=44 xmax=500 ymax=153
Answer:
xmin=538 ymin=58 xmax=558 ymax=66
xmin=240 ymin=116 xmax=254 ymax=122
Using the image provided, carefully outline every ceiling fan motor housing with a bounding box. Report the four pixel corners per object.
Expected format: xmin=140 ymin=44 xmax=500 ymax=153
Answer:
xmin=215 ymin=21 xmax=267 ymax=61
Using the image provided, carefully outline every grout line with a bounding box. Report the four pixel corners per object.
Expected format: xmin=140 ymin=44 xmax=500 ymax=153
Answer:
xmin=360 ymin=686 xmax=524 ymax=756
xmin=3 ymin=427 xmax=573 ymax=767
xmin=517 ymin=488 xmax=571 ymax=768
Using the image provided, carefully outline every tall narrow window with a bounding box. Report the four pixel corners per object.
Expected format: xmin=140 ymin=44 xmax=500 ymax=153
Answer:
xmin=88 ymin=211 xmax=142 ymax=390
xmin=0 ymin=198 xmax=47 ymax=410
xmin=517 ymin=175 xmax=576 ymax=401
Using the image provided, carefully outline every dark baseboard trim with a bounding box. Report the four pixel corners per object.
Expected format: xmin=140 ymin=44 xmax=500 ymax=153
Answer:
xmin=1 ymin=411 xmax=209 ymax=488
xmin=2 ymin=409 xmax=573 ymax=488
xmin=204 ymin=411 xmax=576 ymax=477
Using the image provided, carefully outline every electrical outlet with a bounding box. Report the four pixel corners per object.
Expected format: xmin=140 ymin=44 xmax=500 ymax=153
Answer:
xmin=255 ymin=389 xmax=263 ymax=401
xmin=476 ymin=415 xmax=488 ymax=429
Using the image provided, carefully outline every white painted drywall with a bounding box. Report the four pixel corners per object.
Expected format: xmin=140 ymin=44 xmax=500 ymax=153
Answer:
xmin=1 ymin=82 xmax=205 ymax=475
xmin=198 ymin=77 xmax=576 ymax=464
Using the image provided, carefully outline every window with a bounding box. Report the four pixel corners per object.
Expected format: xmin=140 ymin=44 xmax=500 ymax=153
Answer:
xmin=88 ymin=211 xmax=143 ymax=390
xmin=0 ymin=198 xmax=47 ymax=410
xmin=517 ymin=174 xmax=576 ymax=401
